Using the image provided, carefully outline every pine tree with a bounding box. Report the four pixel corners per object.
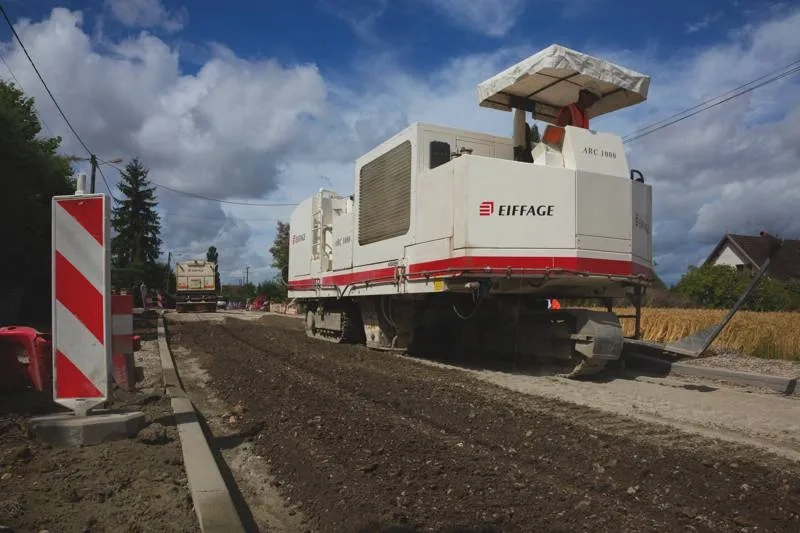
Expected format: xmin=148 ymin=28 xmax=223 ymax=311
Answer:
xmin=267 ymin=221 xmax=290 ymax=300
xmin=206 ymin=245 xmax=221 ymax=292
xmin=111 ymin=158 xmax=162 ymax=270
xmin=270 ymin=221 xmax=290 ymax=272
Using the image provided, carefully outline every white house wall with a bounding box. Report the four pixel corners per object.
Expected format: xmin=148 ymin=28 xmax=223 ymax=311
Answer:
xmin=712 ymin=244 xmax=745 ymax=267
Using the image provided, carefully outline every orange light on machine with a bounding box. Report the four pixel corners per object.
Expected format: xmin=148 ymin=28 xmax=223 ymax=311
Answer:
xmin=542 ymin=125 xmax=565 ymax=150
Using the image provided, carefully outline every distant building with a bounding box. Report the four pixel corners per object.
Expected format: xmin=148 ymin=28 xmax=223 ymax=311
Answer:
xmin=703 ymin=233 xmax=800 ymax=282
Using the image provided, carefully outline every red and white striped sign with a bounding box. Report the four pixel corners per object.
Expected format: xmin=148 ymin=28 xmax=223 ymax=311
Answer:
xmin=111 ymin=294 xmax=135 ymax=390
xmin=52 ymin=193 xmax=111 ymax=415
xmin=112 ymin=295 xmax=134 ymax=354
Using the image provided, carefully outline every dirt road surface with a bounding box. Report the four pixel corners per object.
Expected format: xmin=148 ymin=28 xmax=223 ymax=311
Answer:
xmin=165 ymin=312 xmax=800 ymax=533
xmin=0 ymin=315 xmax=198 ymax=533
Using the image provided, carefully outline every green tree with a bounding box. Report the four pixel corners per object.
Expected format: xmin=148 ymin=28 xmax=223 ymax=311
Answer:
xmin=256 ymin=278 xmax=287 ymax=302
xmin=671 ymin=264 xmax=743 ymax=309
xmin=111 ymin=158 xmax=162 ymax=270
xmin=0 ymin=80 xmax=73 ymax=321
xmin=746 ymin=276 xmax=796 ymax=311
xmin=221 ymin=282 xmax=256 ymax=300
xmin=206 ymin=245 xmax=221 ymax=292
xmin=264 ymin=221 xmax=290 ymax=302
xmin=671 ymin=263 xmax=800 ymax=312
xmin=269 ymin=221 xmax=290 ymax=273
xmin=529 ymin=123 xmax=540 ymax=144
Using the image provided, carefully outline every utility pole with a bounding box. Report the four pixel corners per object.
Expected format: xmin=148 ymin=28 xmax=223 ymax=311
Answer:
xmin=75 ymin=154 xmax=120 ymax=194
xmin=89 ymin=154 xmax=98 ymax=194
xmin=245 ymin=265 xmax=250 ymax=285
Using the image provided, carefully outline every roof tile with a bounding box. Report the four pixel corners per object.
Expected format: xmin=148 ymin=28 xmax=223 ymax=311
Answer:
xmin=727 ymin=234 xmax=800 ymax=282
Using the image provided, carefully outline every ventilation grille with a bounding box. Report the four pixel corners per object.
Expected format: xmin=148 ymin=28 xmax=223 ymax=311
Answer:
xmin=358 ymin=140 xmax=412 ymax=245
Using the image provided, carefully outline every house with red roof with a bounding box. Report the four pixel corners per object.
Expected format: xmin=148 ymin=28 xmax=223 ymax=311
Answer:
xmin=703 ymin=234 xmax=800 ymax=282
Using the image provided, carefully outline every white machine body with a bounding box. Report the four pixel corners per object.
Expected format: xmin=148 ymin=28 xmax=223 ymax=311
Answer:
xmin=287 ymin=121 xmax=653 ymax=300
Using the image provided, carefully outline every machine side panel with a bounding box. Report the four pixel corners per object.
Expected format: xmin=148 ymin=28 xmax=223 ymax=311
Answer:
xmin=632 ymin=180 xmax=653 ymax=267
xmin=455 ymin=156 xmax=576 ymax=250
xmin=561 ymin=126 xmax=629 ymax=179
xmin=575 ymin=171 xmax=632 ymax=255
xmin=494 ymin=138 xmax=514 ymax=160
xmin=352 ymin=130 xmax=416 ymax=270
xmin=455 ymin=136 xmax=494 ymax=158
xmin=416 ymin=122 xmax=515 ymax=160
xmin=415 ymin=155 xmax=455 ymax=244
xmin=331 ymin=212 xmax=354 ymax=271
xmin=288 ymin=198 xmax=313 ymax=278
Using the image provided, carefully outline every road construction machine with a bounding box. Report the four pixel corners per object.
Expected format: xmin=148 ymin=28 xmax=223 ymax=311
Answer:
xmin=175 ymin=259 xmax=218 ymax=313
xmin=286 ymin=44 xmax=657 ymax=377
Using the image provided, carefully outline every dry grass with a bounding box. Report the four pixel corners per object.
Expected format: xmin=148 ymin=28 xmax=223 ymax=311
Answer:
xmin=595 ymin=307 xmax=800 ymax=361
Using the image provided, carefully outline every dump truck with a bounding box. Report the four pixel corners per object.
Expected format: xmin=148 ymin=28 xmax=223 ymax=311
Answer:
xmin=175 ymin=260 xmax=218 ymax=313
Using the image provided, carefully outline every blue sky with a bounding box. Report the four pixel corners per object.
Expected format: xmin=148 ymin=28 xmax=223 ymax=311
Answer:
xmin=2 ymin=0 xmax=799 ymax=286
xmin=10 ymin=0 xmax=788 ymax=79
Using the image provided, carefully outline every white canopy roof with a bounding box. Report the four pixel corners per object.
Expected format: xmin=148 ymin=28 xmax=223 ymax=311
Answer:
xmin=477 ymin=44 xmax=650 ymax=125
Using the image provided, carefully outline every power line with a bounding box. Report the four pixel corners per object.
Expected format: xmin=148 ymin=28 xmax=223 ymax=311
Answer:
xmin=0 ymin=4 xmax=93 ymax=157
xmin=623 ymin=58 xmax=800 ymax=144
xmin=1 ymin=3 xmax=118 ymax=200
xmin=160 ymin=211 xmax=286 ymax=222
xmin=625 ymin=64 xmax=800 ymax=143
xmin=0 ymin=5 xmax=310 ymax=210
xmin=96 ymin=165 xmax=120 ymax=202
xmin=152 ymin=181 xmax=299 ymax=207
xmin=623 ymin=57 xmax=800 ymax=140
xmin=131 ymin=57 xmax=800 ymax=206
xmin=0 ymin=50 xmax=56 ymax=138
xmin=102 ymin=160 xmax=299 ymax=207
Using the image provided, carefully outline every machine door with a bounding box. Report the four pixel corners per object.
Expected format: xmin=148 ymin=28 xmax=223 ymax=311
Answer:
xmin=455 ymin=136 xmax=493 ymax=158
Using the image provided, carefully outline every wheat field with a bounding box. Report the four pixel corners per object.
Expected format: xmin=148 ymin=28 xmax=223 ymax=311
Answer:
xmin=595 ymin=307 xmax=800 ymax=361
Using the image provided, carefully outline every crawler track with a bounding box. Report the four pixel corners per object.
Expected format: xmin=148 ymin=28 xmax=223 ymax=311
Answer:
xmin=165 ymin=313 xmax=800 ymax=533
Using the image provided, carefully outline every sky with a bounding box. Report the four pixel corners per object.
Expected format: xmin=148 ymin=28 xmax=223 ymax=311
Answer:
xmin=1 ymin=0 xmax=799 ymax=287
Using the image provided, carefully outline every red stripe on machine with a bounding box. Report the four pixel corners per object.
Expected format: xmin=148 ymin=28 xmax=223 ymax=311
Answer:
xmin=407 ymin=256 xmax=645 ymax=277
xmin=288 ymin=256 xmax=653 ymax=290
xmin=55 ymin=251 xmax=104 ymax=343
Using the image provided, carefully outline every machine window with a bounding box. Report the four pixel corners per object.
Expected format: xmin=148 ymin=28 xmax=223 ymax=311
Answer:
xmin=429 ymin=141 xmax=451 ymax=169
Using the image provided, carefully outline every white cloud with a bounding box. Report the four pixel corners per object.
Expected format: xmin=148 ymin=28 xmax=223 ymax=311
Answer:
xmin=3 ymin=5 xmax=800 ymax=288
xmin=317 ymin=0 xmax=389 ymax=44
xmin=685 ymin=12 xmax=723 ymax=33
xmin=0 ymin=7 xmax=330 ymax=283
xmin=419 ymin=0 xmax=527 ymax=37
xmin=106 ymin=0 xmax=188 ymax=33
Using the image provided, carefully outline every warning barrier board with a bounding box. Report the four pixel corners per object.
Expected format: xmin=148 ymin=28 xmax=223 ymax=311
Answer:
xmin=52 ymin=193 xmax=111 ymax=415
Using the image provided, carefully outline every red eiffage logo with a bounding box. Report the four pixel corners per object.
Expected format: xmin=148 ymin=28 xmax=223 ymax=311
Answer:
xmin=479 ymin=201 xmax=494 ymax=216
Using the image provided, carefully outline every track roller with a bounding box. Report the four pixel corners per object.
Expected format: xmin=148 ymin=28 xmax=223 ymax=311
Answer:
xmin=305 ymin=301 xmax=364 ymax=344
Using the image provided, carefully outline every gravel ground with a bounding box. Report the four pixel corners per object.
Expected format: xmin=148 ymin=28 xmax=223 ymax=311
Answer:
xmin=0 ymin=314 xmax=198 ymax=533
xmin=680 ymin=349 xmax=800 ymax=377
xmin=166 ymin=313 xmax=800 ymax=533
